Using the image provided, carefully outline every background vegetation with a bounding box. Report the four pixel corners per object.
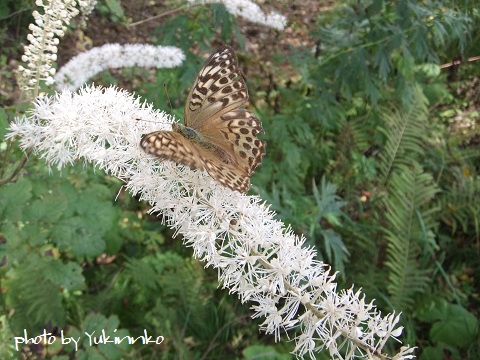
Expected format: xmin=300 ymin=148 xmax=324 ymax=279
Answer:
xmin=0 ymin=0 xmax=479 ymax=359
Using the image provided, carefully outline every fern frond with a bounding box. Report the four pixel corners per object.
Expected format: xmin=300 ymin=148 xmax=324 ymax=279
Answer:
xmin=6 ymin=255 xmax=67 ymax=332
xmin=340 ymin=115 xmax=373 ymax=153
xmin=379 ymin=84 xmax=429 ymax=183
xmin=384 ymin=162 xmax=440 ymax=311
xmin=439 ymin=173 xmax=480 ymax=237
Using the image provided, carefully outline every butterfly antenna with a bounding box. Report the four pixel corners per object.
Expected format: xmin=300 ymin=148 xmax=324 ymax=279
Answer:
xmin=135 ymin=84 xmax=173 ymax=126
xmin=164 ymin=82 xmax=173 ymax=112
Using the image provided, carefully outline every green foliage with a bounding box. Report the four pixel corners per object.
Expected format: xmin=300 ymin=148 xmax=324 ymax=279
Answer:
xmin=5 ymin=253 xmax=83 ymax=330
xmin=374 ymin=87 xmax=441 ymax=310
xmin=0 ymin=315 xmax=18 ymax=358
xmin=65 ymin=314 xmax=131 ymax=358
xmin=243 ymin=345 xmax=292 ymax=360
xmin=0 ymin=157 xmax=261 ymax=358
xmin=416 ymin=298 xmax=479 ymax=360
xmin=383 ymin=163 xmax=439 ymax=310
xmin=0 ymin=0 xmax=33 ymax=59
xmin=253 ymin=0 xmax=479 ymax=357
xmin=314 ymin=0 xmax=471 ymax=104
xmin=153 ymin=4 xmax=242 ymax=53
xmin=438 ymin=172 xmax=480 ymax=237
xmin=0 ymin=173 xmax=118 ymax=260
xmin=378 ymin=85 xmax=430 ymax=183
xmin=0 ymin=166 xmax=119 ymax=333
xmin=311 ymin=178 xmax=349 ymax=272
xmin=96 ymin=0 xmax=126 ymax=24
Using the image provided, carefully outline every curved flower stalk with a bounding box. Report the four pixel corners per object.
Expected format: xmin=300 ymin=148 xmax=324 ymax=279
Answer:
xmin=7 ymin=85 xmax=415 ymax=360
xmin=188 ymin=0 xmax=287 ymax=30
xmin=54 ymin=44 xmax=186 ymax=91
xmin=17 ymin=0 xmax=97 ymax=97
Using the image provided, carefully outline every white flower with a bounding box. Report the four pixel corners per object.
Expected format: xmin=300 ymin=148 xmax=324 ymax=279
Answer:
xmin=18 ymin=0 xmax=97 ymax=95
xmin=54 ymin=44 xmax=186 ymax=91
xmin=78 ymin=0 xmax=97 ymax=28
xmin=7 ymin=85 xmax=415 ymax=359
xmin=188 ymin=0 xmax=287 ymax=30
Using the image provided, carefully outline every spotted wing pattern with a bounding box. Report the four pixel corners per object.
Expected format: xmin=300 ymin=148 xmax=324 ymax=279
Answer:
xmin=140 ymin=45 xmax=266 ymax=193
xmin=141 ymin=131 xmax=205 ymax=170
xmin=140 ymin=130 xmax=254 ymax=193
xmin=184 ymin=45 xmax=248 ymax=128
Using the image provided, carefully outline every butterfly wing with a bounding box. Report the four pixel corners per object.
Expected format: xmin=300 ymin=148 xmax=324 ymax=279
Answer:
xmin=204 ymin=158 xmax=251 ymax=193
xmin=140 ymin=130 xmax=252 ymax=192
xmin=141 ymin=45 xmax=265 ymax=193
xmin=185 ymin=46 xmax=266 ymax=175
xmin=141 ymin=131 xmax=206 ymax=170
xmin=210 ymin=109 xmax=266 ymax=176
xmin=185 ymin=45 xmax=248 ymax=129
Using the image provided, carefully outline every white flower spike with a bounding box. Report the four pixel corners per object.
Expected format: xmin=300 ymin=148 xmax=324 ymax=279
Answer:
xmin=188 ymin=0 xmax=287 ymax=30
xmin=55 ymin=44 xmax=185 ymax=91
xmin=17 ymin=0 xmax=97 ymax=95
xmin=7 ymin=85 xmax=415 ymax=360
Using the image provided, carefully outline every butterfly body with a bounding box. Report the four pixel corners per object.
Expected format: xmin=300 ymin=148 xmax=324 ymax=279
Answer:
xmin=172 ymin=123 xmax=215 ymax=151
xmin=141 ymin=46 xmax=266 ymax=193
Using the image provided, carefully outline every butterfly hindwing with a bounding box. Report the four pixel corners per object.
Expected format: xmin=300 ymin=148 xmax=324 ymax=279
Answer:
xmin=209 ymin=109 xmax=266 ymax=175
xmin=204 ymin=158 xmax=250 ymax=194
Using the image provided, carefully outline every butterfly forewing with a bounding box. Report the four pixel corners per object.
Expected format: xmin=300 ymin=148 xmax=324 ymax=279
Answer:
xmin=141 ymin=130 xmax=252 ymax=193
xmin=140 ymin=45 xmax=266 ymax=193
xmin=140 ymin=131 xmax=206 ymax=170
xmin=185 ymin=45 xmax=248 ymax=129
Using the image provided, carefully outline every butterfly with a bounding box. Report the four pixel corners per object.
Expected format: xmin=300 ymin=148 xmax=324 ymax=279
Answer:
xmin=140 ymin=45 xmax=266 ymax=193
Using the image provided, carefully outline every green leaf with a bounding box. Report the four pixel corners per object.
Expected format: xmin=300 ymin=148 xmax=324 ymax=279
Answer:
xmin=103 ymin=0 xmax=125 ymax=21
xmin=430 ymin=307 xmax=478 ymax=347
xmin=22 ymin=221 xmax=49 ymax=247
xmin=0 ymin=177 xmax=32 ymax=222
xmin=312 ymin=177 xmax=346 ymax=222
xmin=417 ymin=63 xmax=441 ymax=78
xmin=48 ymin=184 xmax=117 ymax=257
xmin=52 ymin=216 xmax=106 ymax=257
xmin=321 ymin=228 xmax=348 ymax=274
xmin=78 ymin=314 xmax=130 ymax=359
xmin=379 ymin=84 xmax=430 ymax=183
xmin=384 ymin=162 xmax=439 ymax=310
xmin=77 ymin=347 xmax=106 ymax=360
xmin=418 ymin=346 xmax=445 ymax=360
xmin=6 ymin=255 xmax=66 ymax=331
xmin=417 ymin=299 xmax=479 ymax=347
xmin=44 ymin=260 xmax=85 ymax=291
xmin=25 ymin=195 xmax=68 ymax=223
xmin=124 ymin=258 xmax=159 ymax=291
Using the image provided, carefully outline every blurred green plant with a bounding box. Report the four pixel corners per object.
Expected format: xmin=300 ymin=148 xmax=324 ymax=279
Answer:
xmin=96 ymin=0 xmax=126 ymax=24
